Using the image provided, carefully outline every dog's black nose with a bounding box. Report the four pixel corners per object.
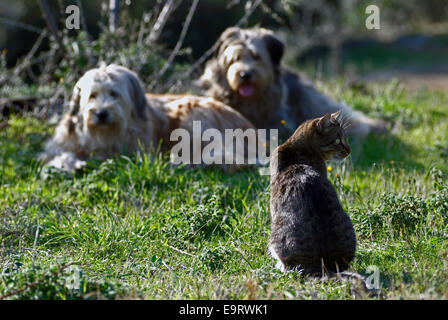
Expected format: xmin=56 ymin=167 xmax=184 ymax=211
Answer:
xmin=239 ymin=71 xmax=252 ymax=81
xmin=96 ymin=110 xmax=109 ymax=122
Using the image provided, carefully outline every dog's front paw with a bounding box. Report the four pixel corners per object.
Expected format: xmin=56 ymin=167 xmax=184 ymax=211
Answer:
xmin=41 ymin=152 xmax=87 ymax=179
xmin=73 ymin=159 xmax=87 ymax=170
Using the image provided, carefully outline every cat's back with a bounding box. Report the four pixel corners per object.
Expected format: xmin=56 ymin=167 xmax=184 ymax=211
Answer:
xmin=270 ymin=163 xmax=333 ymax=249
xmin=270 ymin=163 xmax=331 ymax=214
xmin=269 ymin=163 xmax=356 ymax=273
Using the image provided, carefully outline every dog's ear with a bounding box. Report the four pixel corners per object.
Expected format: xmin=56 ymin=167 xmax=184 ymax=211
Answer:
xmin=68 ymin=86 xmax=81 ymax=116
xmin=263 ymin=34 xmax=284 ymax=66
xmin=215 ymin=27 xmax=242 ymax=57
xmin=125 ymin=70 xmax=148 ymax=121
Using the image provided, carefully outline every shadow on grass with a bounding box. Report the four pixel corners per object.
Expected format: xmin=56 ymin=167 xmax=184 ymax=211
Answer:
xmin=0 ymin=133 xmax=46 ymax=181
xmin=349 ymin=131 xmax=425 ymax=171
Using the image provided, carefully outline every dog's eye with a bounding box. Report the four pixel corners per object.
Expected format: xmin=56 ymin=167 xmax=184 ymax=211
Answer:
xmin=335 ymin=138 xmax=341 ymax=144
xmin=89 ymin=92 xmax=98 ymax=100
xmin=110 ymin=90 xmax=119 ymax=98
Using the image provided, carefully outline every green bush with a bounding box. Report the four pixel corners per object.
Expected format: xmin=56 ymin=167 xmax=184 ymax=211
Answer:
xmin=0 ymin=261 xmax=128 ymax=300
xmin=360 ymin=189 xmax=448 ymax=240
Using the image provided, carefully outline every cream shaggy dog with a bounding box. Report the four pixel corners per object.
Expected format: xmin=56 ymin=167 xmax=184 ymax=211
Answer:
xmin=41 ymin=64 xmax=256 ymax=173
xmin=198 ymin=27 xmax=387 ymax=140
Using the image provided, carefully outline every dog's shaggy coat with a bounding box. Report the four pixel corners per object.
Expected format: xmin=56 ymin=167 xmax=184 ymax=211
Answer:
xmin=198 ymin=27 xmax=386 ymax=140
xmin=41 ymin=64 xmax=255 ymax=173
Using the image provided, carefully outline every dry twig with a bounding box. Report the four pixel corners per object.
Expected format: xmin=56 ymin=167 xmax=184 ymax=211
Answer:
xmin=147 ymin=0 xmax=181 ymax=44
xmin=13 ymin=29 xmax=48 ymax=77
xmin=157 ymin=0 xmax=199 ymax=78
xmin=37 ymin=0 xmax=65 ymax=53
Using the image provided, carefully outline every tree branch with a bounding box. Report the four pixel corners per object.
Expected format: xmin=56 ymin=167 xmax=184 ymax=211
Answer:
xmin=37 ymin=0 xmax=65 ymax=53
xmin=157 ymin=0 xmax=199 ymax=78
xmin=109 ymin=0 xmax=120 ymax=32
xmin=147 ymin=0 xmax=181 ymax=44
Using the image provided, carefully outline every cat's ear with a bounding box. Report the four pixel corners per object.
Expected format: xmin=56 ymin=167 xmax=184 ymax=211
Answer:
xmin=331 ymin=110 xmax=343 ymax=123
xmin=317 ymin=113 xmax=331 ymax=132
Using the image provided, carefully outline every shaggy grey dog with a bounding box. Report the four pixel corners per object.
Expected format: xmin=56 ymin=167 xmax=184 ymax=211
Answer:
xmin=198 ymin=27 xmax=386 ymax=140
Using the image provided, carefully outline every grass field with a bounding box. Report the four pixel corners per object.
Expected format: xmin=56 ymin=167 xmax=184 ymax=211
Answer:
xmin=0 ymin=80 xmax=447 ymax=299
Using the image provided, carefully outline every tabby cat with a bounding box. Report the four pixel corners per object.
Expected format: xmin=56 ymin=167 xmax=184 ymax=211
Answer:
xmin=269 ymin=110 xmax=356 ymax=275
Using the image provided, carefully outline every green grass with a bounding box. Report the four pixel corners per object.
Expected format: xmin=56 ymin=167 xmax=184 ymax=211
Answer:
xmin=1 ymin=81 xmax=447 ymax=299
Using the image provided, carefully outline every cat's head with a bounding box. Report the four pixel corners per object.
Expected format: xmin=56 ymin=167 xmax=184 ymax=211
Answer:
xmin=312 ymin=110 xmax=351 ymax=161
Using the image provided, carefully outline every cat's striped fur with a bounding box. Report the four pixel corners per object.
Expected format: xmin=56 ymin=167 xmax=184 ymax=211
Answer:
xmin=269 ymin=111 xmax=356 ymax=275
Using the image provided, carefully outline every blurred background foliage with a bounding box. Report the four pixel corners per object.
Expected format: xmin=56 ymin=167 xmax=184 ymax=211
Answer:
xmin=0 ymin=0 xmax=447 ymax=103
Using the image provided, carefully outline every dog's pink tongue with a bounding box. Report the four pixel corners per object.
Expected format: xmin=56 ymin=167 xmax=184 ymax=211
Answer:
xmin=238 ymin=84 xmax=254 ymax=97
